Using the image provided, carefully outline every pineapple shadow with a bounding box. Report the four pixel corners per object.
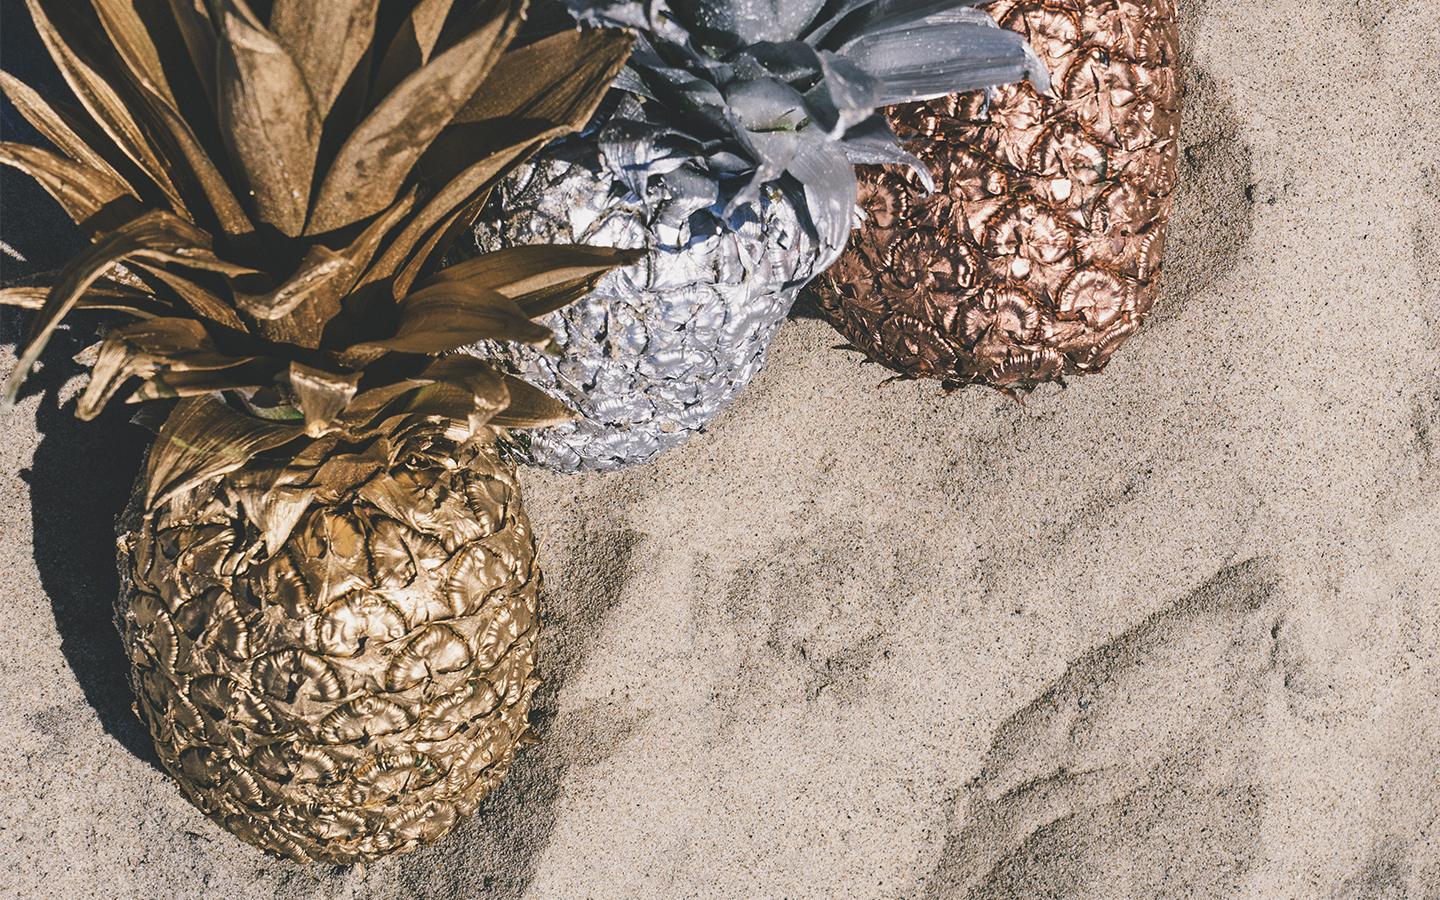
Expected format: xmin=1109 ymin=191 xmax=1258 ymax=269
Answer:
xmin=5 ymin=308 xmax=164 ymax=770
xmin=919 ymin=558 xmax=1283 ymax=900
xmin=1149 ymin=64 xmax=1255 ymax=328
xmin=0 ymin=4 xmax=87 ymax=285
xmin=382 ymin=524 xmax=645 ymax=898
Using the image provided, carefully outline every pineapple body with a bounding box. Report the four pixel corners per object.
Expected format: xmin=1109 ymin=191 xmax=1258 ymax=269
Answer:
xmin=466 ymin=151 xmax=823 ymax=472
xmin=117 ymin=425 xmax=540 ymax=864
xmin=813 ymin=0 xmax=1183 ymax=393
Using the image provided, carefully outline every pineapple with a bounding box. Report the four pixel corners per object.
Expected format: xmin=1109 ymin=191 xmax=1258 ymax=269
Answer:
xmin=1 ymin=0 xmax=634 ymax=863
xmin=811 ymin=0 xmax=1183 ymax=394
xmin=464 ymin=0 xmax=1049 ymax=472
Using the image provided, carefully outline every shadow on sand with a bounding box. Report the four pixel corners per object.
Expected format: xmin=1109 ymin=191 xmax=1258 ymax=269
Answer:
xmin=3 ymin=305 xmax=162 ymax=769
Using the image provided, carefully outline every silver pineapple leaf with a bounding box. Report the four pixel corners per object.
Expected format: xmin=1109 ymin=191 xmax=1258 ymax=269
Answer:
xmin=565 ymin=0 xmax=1048 ymax=256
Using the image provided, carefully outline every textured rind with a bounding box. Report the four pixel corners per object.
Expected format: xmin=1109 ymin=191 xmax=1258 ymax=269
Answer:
xmin=813 ymin=0 xmax=1183 ymax=393
xmin=115 ymin=425 xmax=540 ymax=864
xmin=465 ymin=149 xmax=824 ymax=472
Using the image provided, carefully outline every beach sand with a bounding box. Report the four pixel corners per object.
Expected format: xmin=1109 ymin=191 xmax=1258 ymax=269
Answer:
xmin=2 ymin=1 xmax=1438 ymax=897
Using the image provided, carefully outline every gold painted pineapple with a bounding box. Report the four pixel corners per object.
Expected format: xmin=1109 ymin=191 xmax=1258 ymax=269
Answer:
xmin=1 ymin=0 xmax=633 ymax=862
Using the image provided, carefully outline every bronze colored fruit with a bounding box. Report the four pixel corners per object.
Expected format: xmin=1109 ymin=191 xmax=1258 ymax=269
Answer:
xmin=2 ymin=0 xmax=634 ymax=862
xmin=811 ymin=0 xmax=1183 ymax=394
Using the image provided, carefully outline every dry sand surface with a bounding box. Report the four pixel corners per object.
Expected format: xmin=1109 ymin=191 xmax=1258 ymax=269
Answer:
xmin=3 ymin=0 xmax=1439 ymax=897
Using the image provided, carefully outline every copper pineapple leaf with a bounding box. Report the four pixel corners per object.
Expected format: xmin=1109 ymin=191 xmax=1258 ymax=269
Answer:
xmin=422 ymin=245 xmax=645 ymax=318
xmin=0 ymin=142 xmax=144 ymax=236
xmin=304 ymin=0 xmax=524 ymax=236
xmin=0 ymin=70 xmax=140 ymax=202
xmin=488 ymin=374 xmax=577 ymax=428
xmin=144 ymin=393 xmax=304 ymax=506
xmin=214 ymin=0 xmax=321 ymax=237
xmin=1 ymin=209 xmax=215 ymax=409
xmin=26 ymin=0 xmax=190 ymax=217
xmin=269 ymin=0 xmax=380 ymax=117
xmin=77 ymin=316 xmax=256 ymax=419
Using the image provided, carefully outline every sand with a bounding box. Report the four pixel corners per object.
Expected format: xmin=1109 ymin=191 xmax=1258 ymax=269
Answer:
xmin=3 ymin=1 xmax=1439 ymax=897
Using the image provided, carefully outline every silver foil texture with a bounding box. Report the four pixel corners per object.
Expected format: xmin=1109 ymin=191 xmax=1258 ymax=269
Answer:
xmin=465 ymin=152 xmax=824 ymax=472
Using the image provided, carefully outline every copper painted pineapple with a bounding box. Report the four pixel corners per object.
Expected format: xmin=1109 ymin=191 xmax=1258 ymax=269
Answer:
xmin=812 ymin=0 xmax=1183 ymax=393
xmin=1 ymin=0 xmax=633 ymax=863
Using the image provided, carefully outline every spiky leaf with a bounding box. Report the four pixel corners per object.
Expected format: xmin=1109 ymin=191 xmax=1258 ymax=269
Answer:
xmin=489 ymin=375 xmax=578 ymax=428
xmin=25 ymin=0 xmax=189 ymax=215
xmin=144 ymin=393 xmax=304 ymax=506
xmin=0 ymin=142 xmax=142 ymax=235
xmin=2 ymin=210 xmax=215 ymax=408
xmin=78 ymin=317 xmax=255 ymax=418
xmin=306 ymin=0 xmax=523 ymax=235
xmin=269 ymin=0 xmax=380 ymax=117
xmin=214 ymin=1 xmax=322 ymax=237
xmin=0 ymin=70 xmax=141 ymax=202
xmin=344 ymin=281 xmax=552 ymax=359
xmin=424 ymin=245 xmax=645 ymax=317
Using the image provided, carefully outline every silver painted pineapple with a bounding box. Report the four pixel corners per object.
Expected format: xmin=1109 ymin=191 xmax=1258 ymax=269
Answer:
xmin=465 ymin=0 xmax=1049 ymax=471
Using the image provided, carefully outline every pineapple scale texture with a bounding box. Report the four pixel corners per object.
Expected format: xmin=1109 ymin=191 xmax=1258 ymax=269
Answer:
xmin=814 ymin=0 xmax=1183 ymax=393
xmin=461 ymin=0 xmax=1045 ymax=473
xmin=116 ymin=426 xmax=540 ymax=864
xmin=468 ymin=155 xmax=821 ymax=472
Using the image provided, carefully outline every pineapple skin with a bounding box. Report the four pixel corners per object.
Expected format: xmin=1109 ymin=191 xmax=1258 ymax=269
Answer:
xmin=813 ymin=0 xmax=1183 ymax=392
xmin=116 ymin=425 xmax=540 ymax=864
xmin=466 ymin=151 xmax=824 ymax=473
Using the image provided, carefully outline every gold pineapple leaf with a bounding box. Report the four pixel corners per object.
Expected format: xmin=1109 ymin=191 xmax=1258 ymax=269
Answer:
xmin=2 ymin=209 xmax=213 ymax=409
xmin=489 ymin=374 xmax=578 ymax=428
xmin=144 ymin=393 xmax=304 ymax=507
xmin=422 ymin=244 xmax=645 ymax=318
xmin=214 ymin=0 xmax=322 ymax=237
xmin=0 ymin=69 xmax=141 ymax=205
xmin=268 ymin=0 xmax=379 ymax=117
xmin=0 ymin=141 xmax=142 ymax=236
xmin=78 ymin=316 xmax=256 ymax=419
xmin=305 ymin=0 xmax=524 ymax=235
xmin=341 ymin=280 xmax=552 ymax=362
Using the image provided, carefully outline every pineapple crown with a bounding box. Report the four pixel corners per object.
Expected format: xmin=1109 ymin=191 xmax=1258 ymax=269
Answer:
xmin=560 ymin=0 xmax=1049 ymax=253
xmin=1 ymin=0 xmax=637 ymax=505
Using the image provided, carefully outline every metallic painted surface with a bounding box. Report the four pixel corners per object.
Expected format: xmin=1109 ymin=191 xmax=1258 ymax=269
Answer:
xmin=814 ymin=0 xmax=1183 ymax=393
xmin=116 ymin=424 xmax=540 ymax=863
xmin=466 ymin=153 xmax=824 ymax=472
